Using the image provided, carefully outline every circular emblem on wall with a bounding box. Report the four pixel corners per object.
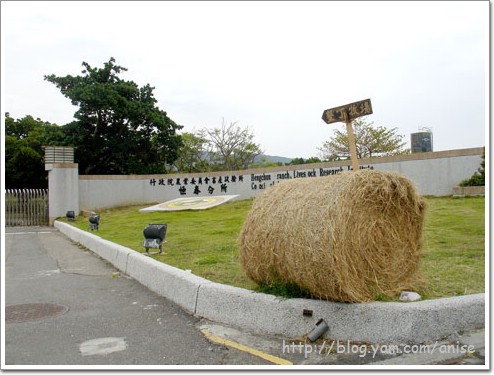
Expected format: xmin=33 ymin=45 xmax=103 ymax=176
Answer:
xmin=139 ymin=195 xmax=239 ymax=212
xmin=162 ymin=196 xmax=224 ymax=210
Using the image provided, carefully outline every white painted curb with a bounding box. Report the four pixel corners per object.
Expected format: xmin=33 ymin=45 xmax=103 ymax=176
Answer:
xmin=55 ymin=221 xmax=485 ymax=345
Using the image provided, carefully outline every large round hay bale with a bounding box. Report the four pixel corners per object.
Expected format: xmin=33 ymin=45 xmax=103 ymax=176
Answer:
xmin=239 ymin=170 xmax=426 ymax=303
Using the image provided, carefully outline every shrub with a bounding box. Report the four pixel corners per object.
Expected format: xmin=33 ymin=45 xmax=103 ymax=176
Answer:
xmin=459 ymin=148 xmax=485 ymax=187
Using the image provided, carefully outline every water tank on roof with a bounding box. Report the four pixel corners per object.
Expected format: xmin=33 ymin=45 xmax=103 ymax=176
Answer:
xmin=411 ymin=130 xmax=433 ymax=153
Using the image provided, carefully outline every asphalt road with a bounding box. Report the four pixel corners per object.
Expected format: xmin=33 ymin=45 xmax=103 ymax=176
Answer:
xmin=3 ymin=226 xmax=272 ymax=368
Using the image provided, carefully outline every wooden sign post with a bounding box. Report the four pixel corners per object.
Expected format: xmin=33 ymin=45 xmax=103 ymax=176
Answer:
xmin=321 ymin=98 xmax=373 ymax=171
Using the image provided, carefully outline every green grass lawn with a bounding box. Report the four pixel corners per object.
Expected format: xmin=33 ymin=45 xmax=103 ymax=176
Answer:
xmin=65 ymin=196 xmax=485 ymax=300
xmin=419 ymin=196 xmax=485 ymax=299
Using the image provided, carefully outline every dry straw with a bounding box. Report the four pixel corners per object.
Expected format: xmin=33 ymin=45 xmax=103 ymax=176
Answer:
xmin=239 ymin=170 xmax=426 ymax=303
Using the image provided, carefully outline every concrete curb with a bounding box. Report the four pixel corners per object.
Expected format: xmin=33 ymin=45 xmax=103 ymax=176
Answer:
xmin=55 ymin=221 xmax=485 ymax=345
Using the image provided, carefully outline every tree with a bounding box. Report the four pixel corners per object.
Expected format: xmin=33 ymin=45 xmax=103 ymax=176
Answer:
xmin=289 ymin=156 xmax=322 ymax=165
xmin=289 ymin=157 xmax=306 ymax=165
xmin=319 ymin=118 xmax=409 ymax=161
xmin=250 ymin=157 xmax=284 ymax=169
xmin=173 ymin=132 xmax=210 ymax=173
xmin=44 ymin=58 xmax=183 ymax=174
xmin=5 ymin=114 xmax=65 ymax=188
xmin=199 ymin=120 xmax=262 ymax=171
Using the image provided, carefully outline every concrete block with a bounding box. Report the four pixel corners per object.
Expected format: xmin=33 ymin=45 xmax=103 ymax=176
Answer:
xmin=91 ymin=239 xmax=134 ymax=273
xmin=302 ymin=295 xmax=482 ymax=344
xmin=82 ymin=236 xmax=116 ymax=262
xmin=405 ymin=294 xmax=485 ymax=343
xmin=54 ymin=221 xmax=78 ymax=240
xmin=298 ymin=293 xmax=485 ymax=345
xmin=56 ymin=221 xmax=132 ymax=272
xmin=452 ymin=186 xmax=485 ymax=196
xmin=106 ymin=242 xmax=134 ymax=273
xmin=196 ymin=281 xmax=485 ymax=345
xmin=195 ymin=282 xmax=318 ymax=338
xmin=125 ymin=253 xmax=210 ymax=314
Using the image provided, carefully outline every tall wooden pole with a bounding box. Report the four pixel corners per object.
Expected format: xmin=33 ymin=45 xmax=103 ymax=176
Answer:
xmin=343 ymin=111 xmax=360 ymax=171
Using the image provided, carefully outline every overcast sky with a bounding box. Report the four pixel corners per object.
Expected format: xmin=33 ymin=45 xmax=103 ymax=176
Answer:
xmin=1 ymin=1 xmax=488 ymax=159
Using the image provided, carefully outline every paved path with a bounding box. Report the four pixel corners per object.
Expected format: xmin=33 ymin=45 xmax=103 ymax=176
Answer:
xmin=4 ymin=227 xmax=271 ymax=367
xmin=3 ymin=226 xmax=486 ymax=368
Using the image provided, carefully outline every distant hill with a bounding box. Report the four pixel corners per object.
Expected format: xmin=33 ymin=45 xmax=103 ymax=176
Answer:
xmin=254 ymin=154 xmax=293 ymax=165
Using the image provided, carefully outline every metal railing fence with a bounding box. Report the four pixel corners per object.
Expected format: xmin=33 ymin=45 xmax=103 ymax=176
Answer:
xmin=5 ymin=189 xmax=49 ymax=226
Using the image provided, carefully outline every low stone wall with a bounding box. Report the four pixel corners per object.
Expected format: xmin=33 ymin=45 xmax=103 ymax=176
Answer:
xmin=451 ymin=186 xmax=485 ymax=196
xmin=78 ymin=147 xmax=484 ymax=211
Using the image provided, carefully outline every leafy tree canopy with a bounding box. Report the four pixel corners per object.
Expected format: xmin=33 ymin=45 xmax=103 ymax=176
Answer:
xmin=198 ymin=120 xmax=263 ymax=171
xmin=319 ymin=118 xmax=409 ymax=161
xmin=5 ymin=113 xmax=65 ymax=188
xmin=44 ymin=57 xmax=183 ymax=174
xmin=173 ymin=132 xmax=210 ymax=173
xmin=289 ymin=156 xmax=323 ymax=165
